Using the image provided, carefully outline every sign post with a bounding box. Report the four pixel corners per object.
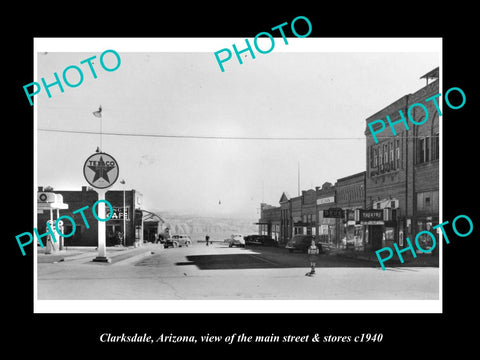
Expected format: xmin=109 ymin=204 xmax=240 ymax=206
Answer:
xmin=83 ymin=152 xmax=119 ymax=263
xmin=94 ymin=189 xmax=109 ymax=261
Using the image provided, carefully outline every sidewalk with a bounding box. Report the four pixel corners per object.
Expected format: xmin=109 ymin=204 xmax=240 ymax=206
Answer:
xmin=334 ymin=248 xmax=439 ymax=267
xmin=37 ymin=243 xmax=162 ymax=265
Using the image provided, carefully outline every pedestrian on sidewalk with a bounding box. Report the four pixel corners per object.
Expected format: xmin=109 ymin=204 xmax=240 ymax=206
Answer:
xmin=306 ymin=239 xmax=319 ymax=276
xmin=205 ymin=234 xmax=210 ymax=246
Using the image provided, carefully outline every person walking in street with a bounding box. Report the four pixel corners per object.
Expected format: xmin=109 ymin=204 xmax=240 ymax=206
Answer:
xmin=205 ymin=234 xmax=210 ymax=246
xmin=306 ymin=239 xmax=319 ymax=276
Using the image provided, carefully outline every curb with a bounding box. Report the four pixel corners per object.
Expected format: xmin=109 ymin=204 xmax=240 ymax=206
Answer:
xmin=111 ymin=249 xmax=157 ymax=266
xmin=38 ymin=244 xmax=162 ymax=265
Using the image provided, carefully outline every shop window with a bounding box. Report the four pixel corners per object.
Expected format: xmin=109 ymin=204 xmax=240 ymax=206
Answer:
xmin=385 ymin=228 xmax=395 ymax=241
xmin=416 ymin=220 xmax=435 ymax=252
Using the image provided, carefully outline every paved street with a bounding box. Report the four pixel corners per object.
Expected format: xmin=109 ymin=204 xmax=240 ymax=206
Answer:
xmin=36 ymin=241 xmax=439 ymax=303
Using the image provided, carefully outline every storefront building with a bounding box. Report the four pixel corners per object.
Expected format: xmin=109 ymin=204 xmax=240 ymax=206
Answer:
xmin=315 ymin=182 xmax=338 ymax=247
xmin=335 ymin=171 xmax=366 ymax=250
xmin=364 ymin=68 xmax=439 ymax=254
xmin=37 ymin=186 xmax=145 ymax=247
xmin=257 ymin=203 xmax=281 ymax=241
xmin=301 ymin=189 xmax=317 ymax=236
xmin=279 ymin=192 xmax=291 ymax=245
xmin=291 ymin=195 xmax=303 ymax=236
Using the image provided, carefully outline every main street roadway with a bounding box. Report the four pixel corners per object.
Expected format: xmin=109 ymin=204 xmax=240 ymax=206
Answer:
xmin=36 ymin=241 xmax=440 ymax=308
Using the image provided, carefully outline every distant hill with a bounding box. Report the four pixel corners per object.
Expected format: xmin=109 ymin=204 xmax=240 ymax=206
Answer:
xmin=151 ymin=210 xmax=258 ymax=241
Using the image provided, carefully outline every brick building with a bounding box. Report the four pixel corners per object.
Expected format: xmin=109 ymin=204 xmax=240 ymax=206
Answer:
xmin=291 ymin=195 xmax=303 ymax=236
xmin=257 ymin=203 xmax=281 ymax=241
xmin=257 ymin=68 xmax=440 ymax=257
xmin=37 ymin=186 xmax=145 ymax=247
xmin=364 ymin=67 xmax=439 ymax=253
xmin=335 ymin=171 xmax=366 ymax=250
xmin=315 ymin=182 xmax=337 ymax=247
xmin=301 ymin=189 xmax=317 ymax=236
xmin=279 ymin=192 xmax=291 ymax=245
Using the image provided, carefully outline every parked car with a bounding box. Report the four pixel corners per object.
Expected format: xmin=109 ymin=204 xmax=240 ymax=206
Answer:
xmin=227 ymin=234 xmax=245 ymax=247
xmin=164 ymin=234 xmax=192 ymax=248
xmin=244 ymin=235 xmax=278 ymax=246
xmin=285 ymin=235 xmax=323 ymax=253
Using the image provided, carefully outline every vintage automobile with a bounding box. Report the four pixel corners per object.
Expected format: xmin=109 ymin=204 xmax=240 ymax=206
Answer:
xmin=226 ymin=234 xmax=245 ymax=247
xmin=164 ymin=234 xmax=192 ymax=248
xmin=285 ymin=235 xmax=324 ymax=253
xmin=244 ymin=235 xmax=278 ymax=246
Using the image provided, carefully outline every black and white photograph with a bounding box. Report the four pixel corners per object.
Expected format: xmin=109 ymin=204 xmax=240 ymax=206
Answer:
xmin=8 ymin=7 xmax=479 ymax=355
xmin=32 ymin=38 xmax=442 ymax=313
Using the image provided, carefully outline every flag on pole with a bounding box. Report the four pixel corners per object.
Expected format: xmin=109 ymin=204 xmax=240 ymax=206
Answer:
xmin=93 ymin=105 xmax=102 ymax=118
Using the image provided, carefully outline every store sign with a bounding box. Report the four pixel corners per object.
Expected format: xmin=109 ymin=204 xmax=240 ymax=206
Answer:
xmin=323 ymin=208 xmax=343 ymax=218
xmin=362 ymin=221 xmax=384 ymax=225
xmin=317 ymin=196 xmax=335 ymax=205
xmin=106 ymin=207 xmax=130 ymax=221
xmin=360 ymin=209 xmax=383 ymax=224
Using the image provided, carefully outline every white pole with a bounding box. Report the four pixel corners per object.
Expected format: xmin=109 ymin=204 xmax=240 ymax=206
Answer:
xmin=57 ymin=208 xmax=63 ymax=250
xmin=93 ymin=189 xmax=111 ymax=262
xmin=123 ymin=184 xmax=126 ymax=246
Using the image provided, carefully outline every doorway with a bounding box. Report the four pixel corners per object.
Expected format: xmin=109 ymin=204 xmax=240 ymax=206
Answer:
xmin=106 ymin=224 xmax=123 ymax=246
xmin=369 ymin=225 xmax=384 ymax=251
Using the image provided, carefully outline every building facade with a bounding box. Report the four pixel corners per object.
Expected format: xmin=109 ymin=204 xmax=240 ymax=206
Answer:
xmin=301 ymin=189 xmax=317 ymax=236
xmin=335 ymin=171 xmax=366 ymax=250
xmin=257 ymin=68 xmax=439 ymax=259
xmin=37 ymin=186 xmax=145 ymax=247
xmin=364 ymin=69 xmax=439 ymax=253
xmin=279 ymin=192 xmax=291 ymax=245
xmin=257 ymin=203 xmax=281 ymax=241
xmin=315 ymin=183 xmax=337 ymax=247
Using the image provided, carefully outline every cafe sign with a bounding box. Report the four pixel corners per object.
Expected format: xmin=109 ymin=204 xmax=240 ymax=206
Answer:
xmin=106 ymin=206 xmax=130 ymax=221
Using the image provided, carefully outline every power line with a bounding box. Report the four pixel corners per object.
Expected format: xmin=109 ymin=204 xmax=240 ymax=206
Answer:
xmin=37 ymin=128 xmax=438 ymax=141
xmin=37 ymin=128 xmax=365 ymax=140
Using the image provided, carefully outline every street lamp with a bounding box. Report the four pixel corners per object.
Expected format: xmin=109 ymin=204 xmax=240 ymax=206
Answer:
xmin=120 ymin=179 xmax=126 ymax=246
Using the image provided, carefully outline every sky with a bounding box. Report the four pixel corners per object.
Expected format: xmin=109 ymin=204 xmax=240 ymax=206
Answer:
xmin=35 ymin=38 xmax=440 ymax=219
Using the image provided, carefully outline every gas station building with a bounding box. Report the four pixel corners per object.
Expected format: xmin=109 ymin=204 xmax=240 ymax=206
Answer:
xmin=37 ymin=186 xmax=146 ymax=248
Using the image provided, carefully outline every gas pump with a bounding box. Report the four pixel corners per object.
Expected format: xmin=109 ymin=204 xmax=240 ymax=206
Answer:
xmin=45 ymin=220 xmax=59 ymax=254
xmin=57 ymin=219 xmax=64 ymax=250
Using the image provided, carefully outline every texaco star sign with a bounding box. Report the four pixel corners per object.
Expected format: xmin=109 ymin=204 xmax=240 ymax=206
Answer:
xmin=83 ymin=152 xmax=119 ymax=189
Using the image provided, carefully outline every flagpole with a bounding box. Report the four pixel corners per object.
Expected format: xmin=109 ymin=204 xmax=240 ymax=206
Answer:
xmin=93 ymin=105 xmax=103 ymax=152
xmin=100 ymin=114 xmax=103 ymax=151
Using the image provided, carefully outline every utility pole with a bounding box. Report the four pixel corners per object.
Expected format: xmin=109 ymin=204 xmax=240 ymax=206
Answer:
xmin=297 ymin=161 xmax=300 ymax=196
